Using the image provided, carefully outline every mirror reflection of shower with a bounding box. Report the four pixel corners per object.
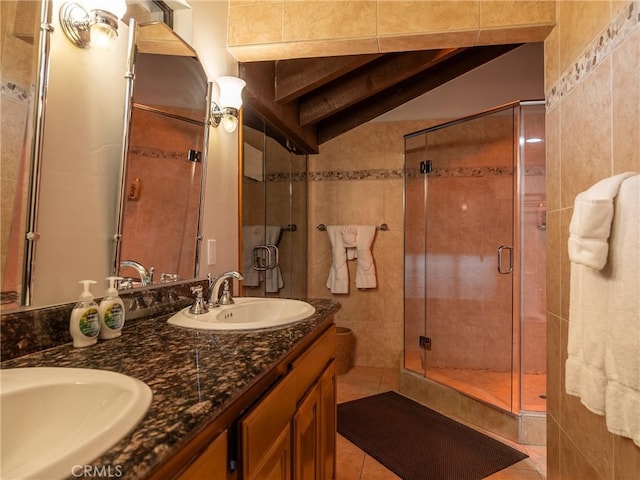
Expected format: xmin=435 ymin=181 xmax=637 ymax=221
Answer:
xmin=241 ymin=111 xmax=308 ymax=299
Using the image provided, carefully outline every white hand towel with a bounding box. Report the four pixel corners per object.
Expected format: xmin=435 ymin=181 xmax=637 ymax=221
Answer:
xmin=341 ymin=225 xmax=359 ymax=260
xmin=354 ymin=225 xmax=377 ymax=289
xmin=326 ymin=226 xmax=349 ymax=294
xmin=568 ymin=171 xmax=637 ymax=270
xmin=265 ymin=226 xmax=284 ymax=293
xmin=242 ymin=225 xmax=263 ymax=287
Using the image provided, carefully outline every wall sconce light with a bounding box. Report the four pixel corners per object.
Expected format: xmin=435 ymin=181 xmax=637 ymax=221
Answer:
xmin=211 ymin=76 xmax=246 ymax=133
xmin=59 ymin=0 xmax=127 ymax=49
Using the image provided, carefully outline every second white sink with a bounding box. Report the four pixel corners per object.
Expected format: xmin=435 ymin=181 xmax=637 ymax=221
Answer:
xmin=168 ymin=297 xmax=316 ymax=330
xmin=0 ymin=367 xmax=152 ymax=480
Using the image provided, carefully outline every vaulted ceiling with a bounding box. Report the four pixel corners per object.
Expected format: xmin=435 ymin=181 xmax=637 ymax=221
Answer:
xmin=239 ymin=44 xmax=522 ymax=154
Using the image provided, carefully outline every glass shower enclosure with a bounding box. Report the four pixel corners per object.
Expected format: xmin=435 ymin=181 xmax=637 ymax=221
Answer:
xmin=404 ymin=101 xmax=546 ymax=414
xmin=241 ymin=115 xmax=308 ymax=299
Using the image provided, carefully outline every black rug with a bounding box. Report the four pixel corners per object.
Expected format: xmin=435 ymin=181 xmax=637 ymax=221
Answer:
xmin=337 ymin=391 xmax=528 ymax=480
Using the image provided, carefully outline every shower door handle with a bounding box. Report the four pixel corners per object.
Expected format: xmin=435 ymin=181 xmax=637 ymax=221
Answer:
xmin=497 ymin=245 xmax=513 ymax=274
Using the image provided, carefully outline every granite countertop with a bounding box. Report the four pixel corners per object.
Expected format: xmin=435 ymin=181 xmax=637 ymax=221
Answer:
xmin=0 ymin=298 xmax=340 ymax=479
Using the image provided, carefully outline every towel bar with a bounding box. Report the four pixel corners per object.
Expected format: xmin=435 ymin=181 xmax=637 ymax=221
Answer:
xmin=316 ymin=223 xmax=389 ymax=231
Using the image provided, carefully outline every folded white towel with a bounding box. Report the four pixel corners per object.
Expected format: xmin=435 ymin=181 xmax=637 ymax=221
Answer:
xmin=568 ymin=171 xmax=637 ymax=270
xmin=326 ymin=225 xmax=377 ymax=293
xmin=566 ymin=172 xmax=640 ymax=447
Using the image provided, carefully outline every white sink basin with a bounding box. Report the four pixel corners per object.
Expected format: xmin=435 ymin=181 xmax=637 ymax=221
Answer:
xmin=168 ymin=297 xmax=316 ymax=330
xmin=0 ymin=367 xmax=152 ymax=480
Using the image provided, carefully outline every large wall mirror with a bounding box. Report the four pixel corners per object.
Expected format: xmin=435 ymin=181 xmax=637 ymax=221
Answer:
xmin=118 ymin=27 xmax=210 ymax=287
xmin=0 ymin=1 xmax=210 ymax=311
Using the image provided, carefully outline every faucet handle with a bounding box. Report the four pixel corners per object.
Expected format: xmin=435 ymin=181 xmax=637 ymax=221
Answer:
xmin=189 ymin=286 xmax=209 ymax=315
xmin=218 ymin=280 xmax=235 ymax=305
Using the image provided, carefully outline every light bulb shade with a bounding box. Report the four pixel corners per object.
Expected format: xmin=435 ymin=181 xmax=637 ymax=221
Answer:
xmin=216 ymin=76 xmax=246 ymax=110
xmin=89 ymin=0 xmax=127 ymax=19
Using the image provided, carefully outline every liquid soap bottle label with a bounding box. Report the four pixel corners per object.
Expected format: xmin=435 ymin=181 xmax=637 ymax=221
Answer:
xmin=103 ymin=303 xmax=124 ymax=330
xmin=79 ymin=308 xmax=100 ymax=337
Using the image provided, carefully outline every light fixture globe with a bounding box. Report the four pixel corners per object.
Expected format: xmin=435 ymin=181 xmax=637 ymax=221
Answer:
xmin=210 ymin=76 xmax=246 ymax=133
xmin=59 ymin=0 xmax=127 ymax=49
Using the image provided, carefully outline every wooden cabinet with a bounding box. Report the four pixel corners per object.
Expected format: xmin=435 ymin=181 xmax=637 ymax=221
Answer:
xmin=240 ymin=325 xmax=337 ymax=480
xmin=178 ymin=430 xmax=228 ymax=480
xmin=293 ymin=361 xmax=336 ymax=480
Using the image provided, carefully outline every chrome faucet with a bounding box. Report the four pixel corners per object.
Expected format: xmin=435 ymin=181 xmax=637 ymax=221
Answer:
xmin=208 ymin=271 xmax=244 ymax=308
xmin=120 ymin=260 xmax=154 ymax=286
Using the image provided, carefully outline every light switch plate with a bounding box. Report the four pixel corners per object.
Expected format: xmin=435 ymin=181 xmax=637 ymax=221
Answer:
xmin=207 ymin=239 xmax=216 ymax=266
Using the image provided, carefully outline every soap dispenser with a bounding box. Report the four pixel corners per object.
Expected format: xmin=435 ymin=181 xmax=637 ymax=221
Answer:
xmin=99 ymin=276 xmax=125 ymax=339
xmin=70 ymin=280 xmax=100 ymax=348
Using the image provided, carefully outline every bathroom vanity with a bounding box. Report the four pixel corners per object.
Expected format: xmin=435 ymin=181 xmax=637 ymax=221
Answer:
xmin=0 ymin=297 xmax=340 ymax=480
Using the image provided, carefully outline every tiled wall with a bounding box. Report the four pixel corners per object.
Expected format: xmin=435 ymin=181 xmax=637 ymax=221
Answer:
xmin=308 ymin=120 xmax=436 ymax=367
xmin=227 ymin=0 xmax=555 ymax=61
xmin=545 ymin=1 xmax=640 ymax=478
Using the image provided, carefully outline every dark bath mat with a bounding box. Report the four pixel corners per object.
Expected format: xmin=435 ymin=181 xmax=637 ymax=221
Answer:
xmin=337 ymin=391 xmax=528 ymax=480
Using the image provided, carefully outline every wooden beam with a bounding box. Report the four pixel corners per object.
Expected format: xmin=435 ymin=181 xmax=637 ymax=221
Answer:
xmin=274 ymin=54 xmax=382 ymax=103
xmin=316 ymin=44 xmax=522 ymax=144
xmin=239 ymin=62 xmax=319 ymax=154
xmin=298 ymin=49 xmax=462 ymax=127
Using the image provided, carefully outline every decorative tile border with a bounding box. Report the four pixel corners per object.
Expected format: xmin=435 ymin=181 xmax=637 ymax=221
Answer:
xmin=1 ymin=80 xmax=31 ymax=103
xmin=129 ymin=145 xmax=192 ymax=162
xmin=308 ymin=168 xmax=404 ymax=181
xmin=546 ymin=1 xmax=639 ymax=110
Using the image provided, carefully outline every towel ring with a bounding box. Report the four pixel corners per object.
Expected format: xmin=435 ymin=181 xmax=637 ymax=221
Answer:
xmin=316 ymin=223 xmax=388 ymax=231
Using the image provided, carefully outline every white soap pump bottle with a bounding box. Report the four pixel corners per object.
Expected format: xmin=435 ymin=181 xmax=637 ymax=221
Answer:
xmin=69 ymin=280 xmax=100 ymax=348
xmin=99 ymin=276 xmax=125 ymax=339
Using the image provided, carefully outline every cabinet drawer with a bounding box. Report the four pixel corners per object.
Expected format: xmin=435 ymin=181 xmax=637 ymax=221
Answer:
xmin=241 ymin=373 xmax=296 ymax=479
xmin=291 ymin=325 xmax=336 ymax=404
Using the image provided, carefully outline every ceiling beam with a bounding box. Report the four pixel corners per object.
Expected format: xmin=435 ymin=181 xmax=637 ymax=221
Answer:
xmin=316 ymin=44 xmax=522 ymax=144
xmin=298 ymin=48 xmax=462 ymax=127
xmin=275 ymin=54 xmax=382 ymax=103
xmin=240 ymin=62 xmax=319 ymax=154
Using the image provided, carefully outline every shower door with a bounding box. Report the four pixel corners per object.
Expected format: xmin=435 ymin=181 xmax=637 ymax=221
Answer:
xmin=404 ymin=105 xmax=518 ymax=412
xmin=241 ymin=116 xmax=308 ymax=299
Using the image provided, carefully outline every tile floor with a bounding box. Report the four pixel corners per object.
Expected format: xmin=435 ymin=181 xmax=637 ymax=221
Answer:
xmin=336 ymin=366 xmax=547 ymax=479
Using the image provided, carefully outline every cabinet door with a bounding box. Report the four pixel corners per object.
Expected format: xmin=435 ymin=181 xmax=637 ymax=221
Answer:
xmin=250 ymin=424 xmax=291 ymax=480
xmin=178 ymin=430 xmax=228 ymax=480
xmin=293 ymin=384 xmax=321 ymax=480
xmin=241 ymin=374 xmax=296 ymax=480
xmin=319 ymin=361 xmax=336 ymax=480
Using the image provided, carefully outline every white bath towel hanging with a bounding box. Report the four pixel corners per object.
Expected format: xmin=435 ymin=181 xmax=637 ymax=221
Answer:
xmin=565 ymin=172 xmax=640 ymax=447
xmin=603 ymin=174 xmax=640 ymax=446
xmin=326 ymin=225 xmax=377 ymax=294
xmin=354 ymin=225 xmax=377 ymax=289
xmin=326 ymin=225 xmax=349 ymax=294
